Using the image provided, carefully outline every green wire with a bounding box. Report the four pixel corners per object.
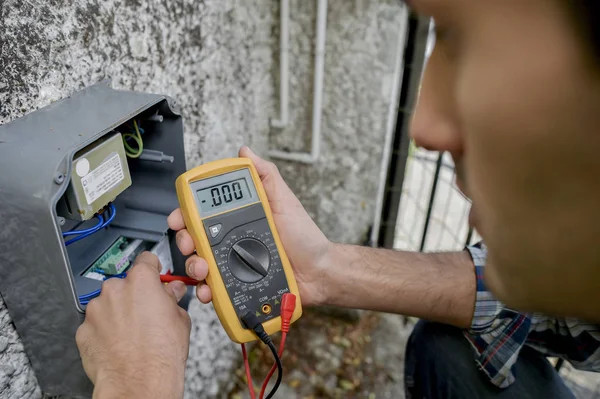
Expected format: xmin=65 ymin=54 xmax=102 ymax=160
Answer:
xmin=123 ymin=120 xmax=143 ymax=158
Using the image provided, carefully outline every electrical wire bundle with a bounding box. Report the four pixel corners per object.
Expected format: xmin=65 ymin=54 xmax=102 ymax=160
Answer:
xmin=121 ymin=118 xmax=175 ymax=163
xmin=62 ymin=203 xmax=117 ymax=246
xmin=61 ymin=203 xmax=117 ymax=303
xmin=122 ymin=119 xmax=144 ymax=158
xmin=240 ymin=293 xmax=296 ymax=399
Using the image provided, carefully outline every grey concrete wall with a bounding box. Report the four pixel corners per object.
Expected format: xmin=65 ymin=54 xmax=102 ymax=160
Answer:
xmin=0 ymin=0 xmax=407 ymax=397
xmin=0 ymin=296 xmax=40 ymax=398
xmin=268 ymin=0 xmax=407 ymax=244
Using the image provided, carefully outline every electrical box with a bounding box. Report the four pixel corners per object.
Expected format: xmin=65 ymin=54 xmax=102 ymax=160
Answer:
xmin=0 ymin=82 xmax=190 ymax=398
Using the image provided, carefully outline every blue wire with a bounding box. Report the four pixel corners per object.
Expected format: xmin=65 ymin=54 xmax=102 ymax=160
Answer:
xmin=64 ymin=204 xmax=116 ymax=246
xmin=79 ymin=269 xmax=127 ymax=304
xmin=62 ymin=215 xmax=104 ymax=237
xmin=79 ymin=289 xmax=102 ymax=301
xmin=70 ymin=203 xmax=118 ymax=302
xmin=102 ymin=203 xmax=117 ymax=226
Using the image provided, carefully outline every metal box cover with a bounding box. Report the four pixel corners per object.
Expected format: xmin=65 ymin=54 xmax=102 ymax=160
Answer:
xmin=0 ymin=81 xmax=186 ymax=398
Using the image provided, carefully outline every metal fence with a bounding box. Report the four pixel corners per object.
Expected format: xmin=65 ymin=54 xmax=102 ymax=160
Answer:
xmin=393 ymin=144 xmax=480 ymax=252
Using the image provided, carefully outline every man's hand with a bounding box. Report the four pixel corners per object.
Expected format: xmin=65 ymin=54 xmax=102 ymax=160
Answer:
xmin=76 ymin=252 xmax=191 ymax=399
xmin=167 ymin=146 xmax=333 ymax=307
xmin=166 ymin=146 xmax=476 ymax=327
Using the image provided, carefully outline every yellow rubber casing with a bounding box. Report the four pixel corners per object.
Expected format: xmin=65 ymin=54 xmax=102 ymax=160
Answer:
xmin=175 ymin=157 xmax=302 ymax=343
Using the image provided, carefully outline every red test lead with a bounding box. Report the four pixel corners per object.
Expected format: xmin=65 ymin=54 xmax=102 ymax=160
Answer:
xmin=159 ymin=274 xmax=199 ymax=286
xmin=259 ymin=293 xmax=296 ymax=399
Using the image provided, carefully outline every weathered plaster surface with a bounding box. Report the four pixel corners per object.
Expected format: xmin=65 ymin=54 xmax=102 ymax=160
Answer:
xmin=0 ymin=296 xmax=40 ymax=398
xmin=268 ymin=0 xmax=407 ymax=244
xmin=1 ymin=0 xmax=275 ymax=397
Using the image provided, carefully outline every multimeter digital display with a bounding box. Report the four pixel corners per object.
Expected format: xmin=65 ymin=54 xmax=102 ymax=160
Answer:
xmin=196 ymin=176 xmax=252 ymax=214
xmin=176 ymin=158 xmax=302 ymax=343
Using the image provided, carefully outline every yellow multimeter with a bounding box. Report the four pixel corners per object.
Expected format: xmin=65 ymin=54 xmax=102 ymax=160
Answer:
xmin=175 ymin=157 xmax=302 ymax=343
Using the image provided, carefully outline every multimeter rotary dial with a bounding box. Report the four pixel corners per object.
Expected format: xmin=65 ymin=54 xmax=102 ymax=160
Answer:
xmin=228 ymin=238 xmax=270 ymax=283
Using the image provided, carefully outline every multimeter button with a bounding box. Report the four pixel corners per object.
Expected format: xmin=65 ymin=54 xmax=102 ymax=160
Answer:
xmin=229 ymin=238 xmax=270 ymax=283
xmin=209 ymin=224 xmax=222 ymax=238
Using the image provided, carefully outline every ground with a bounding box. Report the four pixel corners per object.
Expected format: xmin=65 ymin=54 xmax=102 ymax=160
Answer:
xmin=228 ymin=309 xmax=414 ymax=399
xmin=226 ymin=304 xmax=600 ymax=399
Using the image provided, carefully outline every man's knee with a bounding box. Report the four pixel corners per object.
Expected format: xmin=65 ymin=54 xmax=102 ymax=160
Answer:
xmin=406 ymin=320 xmax=467 ymax=361
xmin=405 ymin=320 xmax=476 ymax=382
xmin=405 ymin=320 xmax=479 ymax=397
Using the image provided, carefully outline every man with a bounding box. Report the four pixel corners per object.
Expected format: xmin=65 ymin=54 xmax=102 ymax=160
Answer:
xmin=75 ymin=1 xmax=600 ymax=398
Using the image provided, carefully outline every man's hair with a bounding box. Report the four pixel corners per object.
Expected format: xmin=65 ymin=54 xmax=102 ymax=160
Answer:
xmin=568 ymin=1 xmax=600 ymax=62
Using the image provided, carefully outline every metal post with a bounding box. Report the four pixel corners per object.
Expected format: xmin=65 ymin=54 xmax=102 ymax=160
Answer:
xmin=375 ymin=13 xmax=431 ymax=248
xmin=419 ymin=152 xmax=443 ymax=252
xmin=465 ymin=226 xmax=474 ymax=247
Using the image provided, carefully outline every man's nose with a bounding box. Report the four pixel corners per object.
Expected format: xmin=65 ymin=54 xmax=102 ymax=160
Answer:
xmin=410 ymin=109 xmax=461 ymax=154
xmin=409 ymin=59 xmax=463 ymax=154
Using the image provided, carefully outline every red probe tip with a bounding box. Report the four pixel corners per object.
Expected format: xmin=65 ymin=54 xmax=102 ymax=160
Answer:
xmin=280 ymin=293 xmax=296 ymax=333
xmin=159 ymin=274 xmax=199 ymax=286
xmin=281 ymin=293 xmax=296 ymax=312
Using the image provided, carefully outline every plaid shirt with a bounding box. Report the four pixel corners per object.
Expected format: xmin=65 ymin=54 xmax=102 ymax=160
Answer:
xmin=464 ymin=242 xmax=600 ymax=388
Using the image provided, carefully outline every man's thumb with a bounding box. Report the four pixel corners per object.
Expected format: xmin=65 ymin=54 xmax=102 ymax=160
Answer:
xmin=238 ymin=145 xmax=300 ymax=212
xmin=239 ymin=146 xmax=273 ymax=179
xmin=164 ymin=281 xmax=187 ymax=302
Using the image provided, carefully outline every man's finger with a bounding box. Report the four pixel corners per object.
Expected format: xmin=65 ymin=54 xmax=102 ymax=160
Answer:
xmin=167 ymin=208 xmax=186 ymax=231
xmin=131 ymin=251 xmax=161 ymax=275
xmin=176 ymin=230 xmax=196 ymax=256
xmin=75 ymin=323 xmax=90 ymax=351
xmin=163 ymin=281 xmax=187 ymax=302
xmin=239 ymin=146 xmax=295 ymax=213
xmin=185 ymin=255 xmax=209 ymax=280
xmin=196 ymin=283 xmax=213 ymax=304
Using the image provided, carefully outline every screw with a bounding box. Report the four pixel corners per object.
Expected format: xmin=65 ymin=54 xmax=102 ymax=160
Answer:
xmin=54 ymin=174 xmax=65 ymax=184
xmin=58 ymin=216 xmax=66 ymax=226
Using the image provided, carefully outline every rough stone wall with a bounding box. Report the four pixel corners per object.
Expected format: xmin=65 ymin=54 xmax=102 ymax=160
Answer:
xmin=0 ymin=0 xmax=275 ymax=163
xmin=0 ymin=0 xmax=407 ymax=397
xmin=269 ymin=0 xmax=407 ymax=244
xmin=0 ymin=0 xmax=275 ymax=397
xmin=0 ymin=296 xmax=40 ymax=398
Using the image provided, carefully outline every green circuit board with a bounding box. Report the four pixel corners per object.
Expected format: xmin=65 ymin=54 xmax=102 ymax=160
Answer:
xmin=82 ymin=236 xmax=154 ymax=277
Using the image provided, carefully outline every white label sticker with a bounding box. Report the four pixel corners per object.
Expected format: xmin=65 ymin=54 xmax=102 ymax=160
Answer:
xmin=81 ymin=153 xmax=124 ymax=205
xmin=76 ymin=158 xmax=90 ymax=177
xmin=151 ymin=235 xmax=174 ymax=274
xmin=85 ymin=271 xmax=105 ymax=281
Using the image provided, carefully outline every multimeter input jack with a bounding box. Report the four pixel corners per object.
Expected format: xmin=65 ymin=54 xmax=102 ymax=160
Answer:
xmin=261 ymin=303 xmax=272 ymax=314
